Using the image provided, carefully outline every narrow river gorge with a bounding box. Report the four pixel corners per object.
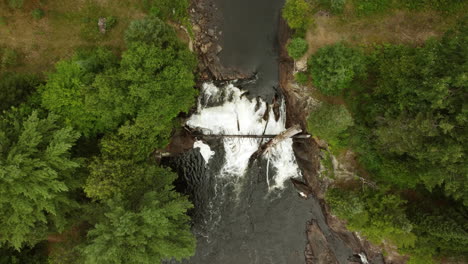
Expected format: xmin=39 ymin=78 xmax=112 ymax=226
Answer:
xmin=166 ymin=0 xmax=381 ymax=263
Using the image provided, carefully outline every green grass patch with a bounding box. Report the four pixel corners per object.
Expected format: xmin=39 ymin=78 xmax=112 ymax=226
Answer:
xmin=31 ymin=8 xmax=45 ymax=20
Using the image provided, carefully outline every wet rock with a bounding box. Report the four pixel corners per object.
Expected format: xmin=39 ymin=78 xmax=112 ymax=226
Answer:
xmin=201 ymin=42 xmax=212 ymax=53
xmin=306 ymin=220 xmax=339 ymax=264
xmin=208 ymin=28 xmax=215 ymax=37
xmin=216 ymin=44 xmax=222 ymax=54
xmin=291 ymin=178 xmax=313 ymax=198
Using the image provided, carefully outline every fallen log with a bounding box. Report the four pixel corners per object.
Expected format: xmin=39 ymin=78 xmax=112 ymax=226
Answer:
xmin=249 ymin=124 xmax=302 ymax=163
xmin=258 ymin=124 xmax=302 ymax=156
xmin=195 ymin=134 xmax=310 ymax=139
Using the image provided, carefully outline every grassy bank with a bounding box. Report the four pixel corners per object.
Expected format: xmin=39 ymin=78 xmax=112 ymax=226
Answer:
xmin=0 ymin=0 xmax=146 ymax=74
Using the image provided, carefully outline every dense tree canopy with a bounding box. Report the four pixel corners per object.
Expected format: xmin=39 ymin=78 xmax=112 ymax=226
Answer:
xmin=40 ymin=48 xmax=119 ymax=136
xmin=326 ymin=187 xmax=416 ymax=248
xmin=310 ymin=20 xmax=468 ymax=263
xmin=349 ymin=22 xmax=468 ymax=204
xmin=0 ymin=72 xmax=40 ymax=112
xmin=0 ymin=110 xmax=80 ymax=249
xmin=40 ymin=17 xmax=197 ymax=146
xmin=0 ymin=6 xmax=197 ymax=264
xmin=85 ymin=132 xmax=168 ymax=200
xmin=82 ymin=182 xmax=195 ymax=264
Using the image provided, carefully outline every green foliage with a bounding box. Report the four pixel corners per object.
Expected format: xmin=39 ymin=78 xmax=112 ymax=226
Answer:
xmin=85 ymin=132 xmax=168 ymax=200
xmin=287 ymin=38 xmax=308 ymax=60
xmin=31 ymin=8 xmax=45 ymax=20
xmin=282 ymin=0 xmax=313 ymax=36
xmin=41 ymin=17 xmax=196 ymax=142
xmin=0 ymin=72 xmax=40 ymax=112
xmin=323 ymin=21 xmax=468 ymax=263
xmin=326 ymin=187 xmax=417 ymax=248
xmin=0 ymin=110 xmax=80 ymax=249
xmin=401 ymin=197 xmax=468 ymax=262
xmin=106 ymin=16 xmax=117 ymax=29
xmin=7 ymin=0 xmax=24 ymax=9
xmin=294 ymin=71 xmax=308 ymax=85
xmin=349 ymin=22 xmax=468 ymax=204
xmin=4 ymin=14 xmax=196 ymax=262
xmin=309 ymin=42 xmax=367 ymax=96
xmin=307 ymin=102 xmax=353 ymax=148
xmin=144 ymin=0 xmax=190 ymax=22
xmin=318 ymin=0 xmax=347 ymax=13
xmin=0 ymin=244 xmax=48 ymax=264
xmin=124 ymin=17 xmax=177 ymax=46
xmin=1 ymin=48 xmax=19 ymax=69
xmin=352 ymin=0 xmax=393 ymax=16
xmin=82 ymin=187 xmax=195 ymax=263
xmin=40 ymin=48 xmax=119 ymax=136
xmin=399 ymin=0 xmax=466 ymax=13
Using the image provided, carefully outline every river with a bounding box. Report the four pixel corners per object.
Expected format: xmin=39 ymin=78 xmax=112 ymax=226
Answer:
xmin=166 ymin=0 xmax=364 ymax=263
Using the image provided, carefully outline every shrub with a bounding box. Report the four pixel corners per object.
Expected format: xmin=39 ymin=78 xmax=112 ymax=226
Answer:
xmin=330 ymin=0 xmax=347 ymax=13
xmin=287 ymin=37 xmax=308 ymax=60
xmin=294 ymin=72 xmax=308 ymax=85
xmin=1 ymin=48 xmax=19 ymax=69
xmin=307 ymin=102 xmax=353 ymax=146
xmin=124 ymin=17 xmax=177 ymax=47
xmin=319 ymin=0 xmax=347 ymax=13
xmin=308 ymin=42 xmax=366 ymax=96
xmin=143 ymin=0 xmax=189 ymax=22
xmin=31 ymin=8 xmax=45 ymax=20
xmin=106 ymin=16 xmax=117 ymax=29
xmin=353 ymin=0 xmax=393 ymax=16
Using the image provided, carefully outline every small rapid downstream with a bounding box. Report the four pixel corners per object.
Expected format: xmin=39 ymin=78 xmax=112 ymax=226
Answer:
xmin=165 ymin=0 xmax=368 ymax=263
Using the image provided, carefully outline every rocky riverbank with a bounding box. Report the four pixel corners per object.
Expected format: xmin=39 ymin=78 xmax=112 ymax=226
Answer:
xmin=189 ymin=0 xmax=252 ymax=81
xmin=186 ymin=0 xmax=390 ymax=263
xmin=277 ymin=11 xmax=398 ymax=264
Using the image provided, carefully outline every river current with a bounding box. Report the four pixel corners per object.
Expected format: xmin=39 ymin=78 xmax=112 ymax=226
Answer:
xmin=165 ymin=0 xmax=361 ymax=263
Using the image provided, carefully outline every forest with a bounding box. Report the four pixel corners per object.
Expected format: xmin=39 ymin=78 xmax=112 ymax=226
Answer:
xmin=1 ymin=0 xmax=197 ymax=263
xmin=284 ymin=0 xmax=467 ymax=263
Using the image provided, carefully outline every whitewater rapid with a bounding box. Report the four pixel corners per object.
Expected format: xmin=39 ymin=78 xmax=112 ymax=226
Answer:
xmin=187 ymin=82 xmax=301 ymax=189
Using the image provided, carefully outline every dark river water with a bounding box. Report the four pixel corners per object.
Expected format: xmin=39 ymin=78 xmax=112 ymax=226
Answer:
xmin=215 ymin=0 xmax=283 ymax=102
xmin=165 ymin=0 xmax=359 ymax=263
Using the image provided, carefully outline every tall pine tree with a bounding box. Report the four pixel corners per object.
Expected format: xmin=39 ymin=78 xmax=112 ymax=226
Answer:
xmin=0 ymin=110 xmax=80 ymax=249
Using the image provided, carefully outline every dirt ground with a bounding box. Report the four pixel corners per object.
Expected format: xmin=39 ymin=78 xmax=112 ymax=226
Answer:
xmin=0 ymin=0 xmax=146 ymax=75
xmin=305 ymin=9 xmax=464 ymax=56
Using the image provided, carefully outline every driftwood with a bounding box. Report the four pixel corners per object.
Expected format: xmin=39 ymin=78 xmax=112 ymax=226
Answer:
xmin=258 ymin=124 xmax=302 ymax=156
xmin=249 ymin=124 xmax=302 ymax=163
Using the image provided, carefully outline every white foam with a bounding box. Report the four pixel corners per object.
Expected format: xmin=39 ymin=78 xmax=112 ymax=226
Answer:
xmin=194 ymin=140 xmax=215 ymax=165
xmin=187 ymin=83 xmax=301 ymax=188
xmin=358 ymin=253 xmax=369 ymax=264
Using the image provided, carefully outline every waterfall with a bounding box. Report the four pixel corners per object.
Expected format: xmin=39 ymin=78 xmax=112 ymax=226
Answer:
xmin=187 ymin=82 xmax=301 ymax=189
